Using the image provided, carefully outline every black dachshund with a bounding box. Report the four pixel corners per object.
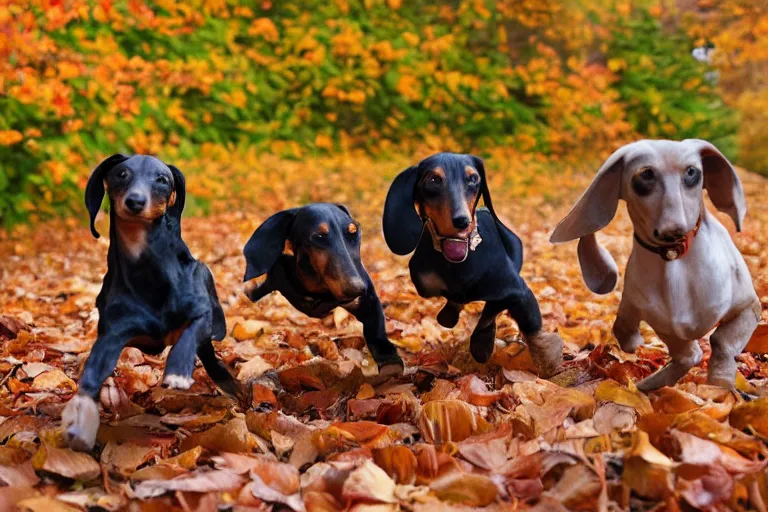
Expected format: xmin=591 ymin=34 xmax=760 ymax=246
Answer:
xmin=382 ymin=153 xmax=562 ymax=375
xmin=243 ymin=203 xmax=403 ymax=376
xmin=61 ymin=154 xmax=245 ymax=451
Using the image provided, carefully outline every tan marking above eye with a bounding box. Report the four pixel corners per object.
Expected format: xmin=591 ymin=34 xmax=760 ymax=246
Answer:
xmin=318 ymin=223 xmax=329 ymax=235
xmin=425 ymin=167 xmax=445 ymax=181
xmin=464 ymin=165 xmax=478 ymax=177
xmin=348 ymin=223 xmax=358 ymax=234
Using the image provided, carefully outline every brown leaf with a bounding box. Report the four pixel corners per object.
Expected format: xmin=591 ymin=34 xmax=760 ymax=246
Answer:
xmin=595 ymin=380 xmax=652 ymax=415
xmin=30 ymin=370 xmax=77 ymax=393
xmin=593 ymin=402 xmax=636 ymax=434
xmin=160 ymin=408 xmax=229 ymax=428
xmin=744 ymin=323 xmax=768 ymax=353
xmin=16 ymin=496 xmax=80 ymax=512
xmin=456 ymin=375 xmax=501 ymax=406
xmin=232 ymin=319 xmax=270 ymax=341
xmin=674 ymin=411 xmax=765 ymax=455
xmin=0 ymin=461 xmax=39 ymax=487
xmin=100 ymin=441 xmax=159 ymax=476
xmin=418 ymin=400 xmax=479 ymax=444
xmin=544 ymin=463 xmax=602 ymax=509
xmin=342 ymin=459 xmax=397 ymax=504
xmin=730 ymin=396 xmax=768 ymax=437
xmin=622 ymin=431 xmax=674 ymax=500
xmin=372 ymin=445 xmax=417 ymax=484
xmin=429 ymin=471 xmax=498 ymax=507
xmin=31 ymin=444 xmax=100 ymax=481
xmin=180 ymin=418 xmax=257 ymax=453
xmin=279 ymin=359 xmax=342 ymax=392
xmin=133 ymin=469 xmax=247 ymax=499
xmin=237 ymin=355 xmax=273 ymax=381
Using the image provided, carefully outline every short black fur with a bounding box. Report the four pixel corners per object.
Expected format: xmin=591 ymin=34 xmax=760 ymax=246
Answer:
xmin=382 ymin=152 xmax=545 ymax=364
xmin=78 ymin=155 xmax=245 ymax=408
xmin=243 ymin=203 xmax=403 ymax=370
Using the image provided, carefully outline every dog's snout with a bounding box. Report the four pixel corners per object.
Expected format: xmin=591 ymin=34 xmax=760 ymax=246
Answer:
xmin=341 ymin=277 xmax=366 ymax=300
xmin=452 ymin=215 xmax=471 ymax=230
xmin=654 ymin=227 xmax=686 ymax=242
xmin=124 ymin=194 xmax=147 ymax=214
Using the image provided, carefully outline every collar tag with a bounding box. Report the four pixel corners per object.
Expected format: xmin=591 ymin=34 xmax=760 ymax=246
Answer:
xmin=423 ymin=216 xmax=482 ymax=263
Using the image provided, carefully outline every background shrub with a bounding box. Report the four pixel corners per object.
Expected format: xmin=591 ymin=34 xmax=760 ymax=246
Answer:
xmin=0 ymin=0 xmax=747 ymax=227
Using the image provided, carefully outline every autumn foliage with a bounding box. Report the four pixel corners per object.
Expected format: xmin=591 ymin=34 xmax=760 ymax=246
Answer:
xmin=0 ymin=0 xmax=739 ymax=227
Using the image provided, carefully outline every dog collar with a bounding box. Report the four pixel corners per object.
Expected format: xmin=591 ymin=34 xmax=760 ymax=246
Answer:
xmin=423 ymin=217 xmax=482 ymax=263
xmin=633 ymin=212 xmax=703 ymax=261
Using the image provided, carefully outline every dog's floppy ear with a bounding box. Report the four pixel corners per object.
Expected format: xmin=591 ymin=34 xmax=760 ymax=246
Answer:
xmin=684 ymin=139 xmax=746 ymax=231
xmin=85 ymin=153 xmax=129 ymax=238
xmin=549 ymin=144 xmax=634 ymax=294
xmin=335 ymin=203 xmax=351 ymax=216
xmin=470 ymin=155 xmax=497 ymax=218
xmin=167 ymin=165 xmax=186 ymax=221
xmin=243 ymin=208 xmax=298 ymax=282
xmin=383 ymin=166 xmax=422 ymax=255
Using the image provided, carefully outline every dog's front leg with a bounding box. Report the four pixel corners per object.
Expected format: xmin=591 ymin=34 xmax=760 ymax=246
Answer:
xmin=347 ymin=288 xmax=403 ymax=378
xmin=708 ymin=301 xmax=761 ymax=389
xmin=62 ymin=333 xmax=130 ymax=451
xmin=636 ymin=337 xmax=703 ymax=392
xmin=437 ymin=300 xmax=464 ymax=328
xmin=613 ymin=297 xmax=644 ymax=353
xmin=506 ymin=286 xmax=563 ymax=378
xmin=469 ymin=301 xmax=506 ymax=363
xmin=163 ymin=314 xmax=212 ymax=389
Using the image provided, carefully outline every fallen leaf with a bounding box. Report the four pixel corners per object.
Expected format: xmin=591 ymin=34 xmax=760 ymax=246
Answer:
xmin=744 ymin=323 xmax=768 ymax=353
xmin=133 ymin=469 xmax=247 ymax=499
xmin=31 ymin=370 xmax=77 ymax=393
xmin=593 ymin=402 xmax=636 ymax=434
xmin=31 ymin=445 xmax=100 ymax=481
xmin=180 ymin=418 xmax=257 ymax=453
xmin=100 ymin=441 xmax=159 ymax=476
xmin=16 ymin=496 xmax=80 ymax=512
xmin=429 ymin=471 xmax=498 ymax=507
xmin=372 ymin=445 xmax=417 ymax=484
xmin=232 ymin=320 xmax=270 ymax=341
xmin=238 ymin=355 xmax=273 ymax=381
xmin=622 ymin=431 xmax=674 ymax=500
xmin=0 ymin=461 xmax=39 ymax=487
xmin=729 ymin=396 xmax=768 ymax=437
xmin=342 ymin=460 xmax=397 ymax=504
xmin=595 ymin=380 xmax=652 ymax=415
xmin=418 ymin=400 xmax=478 ymax=444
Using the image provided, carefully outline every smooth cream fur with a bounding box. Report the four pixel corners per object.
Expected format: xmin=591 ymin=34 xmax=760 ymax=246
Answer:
xmin=551 ymin=139 xmax=760 ymax=391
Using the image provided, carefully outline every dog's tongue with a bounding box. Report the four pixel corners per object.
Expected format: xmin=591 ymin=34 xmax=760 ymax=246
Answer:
xmin=442 ymin=239 xmax=468 ymax=262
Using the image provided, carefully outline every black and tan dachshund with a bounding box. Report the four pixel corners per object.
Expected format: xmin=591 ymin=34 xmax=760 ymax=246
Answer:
xmin=383 ymin=153 xmax=563 ymax=375
xmin=61 ymin=154 xmax=246 ymax=451
xmin=243 ymin=203 xmax=403 ymax=376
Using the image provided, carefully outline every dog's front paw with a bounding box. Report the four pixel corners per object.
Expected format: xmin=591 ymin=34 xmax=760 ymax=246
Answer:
xmin=163 ymin=374 xmax=195 ymax=390
xmin=616 ymin=329 xmax=644 ymax=353
xmin=524 ymin=331 xmax=564 ymax=378
xmin=437 ymin=302 xmax=461 ymax=328
xmin=470 ymin=324 xmax=497 ymax=363
xmin=61 ymin=394 xmax=100 ymax=452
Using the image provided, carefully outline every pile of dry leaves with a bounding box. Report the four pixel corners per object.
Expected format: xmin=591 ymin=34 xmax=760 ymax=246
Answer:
xmin=0 ymin=163 xmax=767 ymax=511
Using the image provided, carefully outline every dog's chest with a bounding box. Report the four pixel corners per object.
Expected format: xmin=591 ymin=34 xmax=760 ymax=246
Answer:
xmin=626 ymin=238 xmax=734 ymax=340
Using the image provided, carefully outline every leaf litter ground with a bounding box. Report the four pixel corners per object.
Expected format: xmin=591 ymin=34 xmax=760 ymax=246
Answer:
xmin=0 ymin=160 xmax=767 ymax=511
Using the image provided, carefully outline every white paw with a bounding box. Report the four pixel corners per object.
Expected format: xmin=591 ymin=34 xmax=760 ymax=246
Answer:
xmin=62 ymin=394 xmax=100 ymax=452
xmin=617 ymin=331 xmax=644 ymax=353
xmin=163 ymin=374 xmax=195 ymax=390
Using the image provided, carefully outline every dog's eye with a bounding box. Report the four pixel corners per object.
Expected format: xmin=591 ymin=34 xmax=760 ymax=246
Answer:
xmin=116 ymin=169 xmax=129 ymax=180
xmin=311 ymin=233 xmax=328 ymax=243
xmin=427 ymin=175 xmax=443 ymax=185
xmin=467 ymin=174 xmax=479 ymax=186
xmin=683 ymin=166 xmax=701 ymax=187
xmin=640 ymin=168 xmax=655 ymax=181
xmin=156 ymin=175 xmax=169 ymax=185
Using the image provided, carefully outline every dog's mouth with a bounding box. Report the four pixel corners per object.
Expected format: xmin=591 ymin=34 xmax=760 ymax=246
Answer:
xmin=425 ymin=218 xmax=478 ymax=263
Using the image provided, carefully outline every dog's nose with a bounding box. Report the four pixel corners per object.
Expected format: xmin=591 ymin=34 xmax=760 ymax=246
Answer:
xmin=340 ymin=278 xmax=367 ymax=301
xmin=124 ymin=194 xmax=147 ymax=214
xmin=452 ymin=215 xmax=471 ymax=230
xmin=654 ymin=227 xmax=686 ymax=242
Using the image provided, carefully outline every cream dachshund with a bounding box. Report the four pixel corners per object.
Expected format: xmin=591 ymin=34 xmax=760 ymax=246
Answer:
xmin=550 ymin=139 xmax=761 ymax=391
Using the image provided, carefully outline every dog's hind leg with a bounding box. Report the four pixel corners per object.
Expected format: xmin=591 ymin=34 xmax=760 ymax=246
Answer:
xmin=437 ymin=300 xmax=464 ymax=328
xmin=708 ymin=301 xmax=761 ymax=389
xmin=613 ymin=297 xmax=644 ymax=353
xmin=636 ymin=337 xmax=703 ymax=392
xmin=63 ymin=332 xmax=132 ymax=451
xmin=163 ymin=314 xmax=211 ymax=390
xmin=198 ymin=341 xmax=249 ymax=405
xmin=469 ymin=301 xmax=506 ymax=363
